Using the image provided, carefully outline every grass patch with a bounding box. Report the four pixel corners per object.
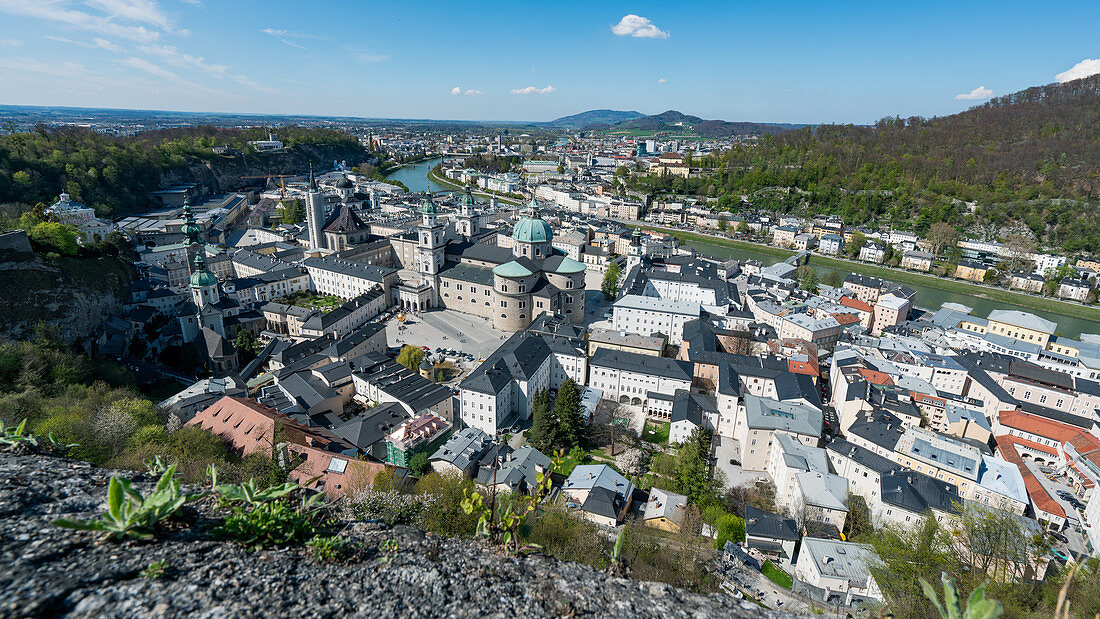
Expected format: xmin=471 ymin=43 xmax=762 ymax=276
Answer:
xmin=275 ymin=290 xmax=343 ymax=310
xmin=642 ymin=421 xmax=670 ymax=445
xmin=761 ymin=559 xmax=793 ymax=589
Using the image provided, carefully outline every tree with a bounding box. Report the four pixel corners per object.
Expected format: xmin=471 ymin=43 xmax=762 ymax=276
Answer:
xmin=279 ymin=199 xmax=305 ymax=224
xmin=821 ymin=270 xmax=844 ymax=288
xmin=926 ymin=221 xmax=959 ymax=258
xmin=1004 ymin=233 xmax=1037 ymax=272
xmin=554 ymin=379 xmax=584 ymax=450
xmin=951 ymin=502 xmax=1049 ymax=583
xmin=724 ymin=480 xmax=776 ymax=517
xmin=675 ymin=427 xmax=715 ymax=505
xmin=717 ymin=214 xmax=728 ymax=231
xmin=396 ymin=345 xmax=424 ymax=371
xmin=408 ymin=451 xmax=430 ymax=476
xmin=28 ymin=221 xmax=78 ymax=255
xmin=615 ymin=448 xmax=648 ymax=476
xmin=796 ymin=264 xmax=819 ymax=293
xmin=602 ymin=262 xmax=622 ymax=301
xmin=526 ymin=389 xmax=560 ymax=451
xmin=866 ymin=516 xmax=957 ymax=618
xmin=737 ymin=221 xmax=749 ymax=234
xmin=845 ymin=231 xmax=866 ymax=259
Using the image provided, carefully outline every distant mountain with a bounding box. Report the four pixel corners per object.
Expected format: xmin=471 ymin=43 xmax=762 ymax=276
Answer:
xmin=544 ymin=109 xmax=645 ymax=129
xmin=616 ymin=110 xmax=801 ymax=136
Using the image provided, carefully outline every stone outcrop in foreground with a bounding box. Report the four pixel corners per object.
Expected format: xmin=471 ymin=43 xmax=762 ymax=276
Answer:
xmin=0 ymin=452 xmax=781 ymax=618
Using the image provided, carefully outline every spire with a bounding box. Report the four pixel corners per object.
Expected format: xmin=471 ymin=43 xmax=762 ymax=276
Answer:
xmin=309 ymin=163 xmax=317 ymax=191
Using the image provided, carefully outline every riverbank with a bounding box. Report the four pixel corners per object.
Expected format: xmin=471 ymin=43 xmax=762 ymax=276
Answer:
xmin=635 ymin=225 xmax=1100 ymax=326
xmin=427 ymin=165 xmax=523 ymax=206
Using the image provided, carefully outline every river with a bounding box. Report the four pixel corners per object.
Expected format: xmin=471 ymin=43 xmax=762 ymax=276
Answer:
xmin=383 ymin=157 xmax=446 ymax=194
xmin=383 ymin=159 xmax=1099 ymax=338
xmin=683 ymin=239 xmax=1099 ymax=339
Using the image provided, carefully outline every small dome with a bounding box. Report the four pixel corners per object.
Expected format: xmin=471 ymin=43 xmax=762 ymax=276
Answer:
xmin=493 ymin=260 xmax=534 ymax=278
xmin=336 ymin=176 xmax=353 ymax=189
xmin=461 ymin=187 xmax=476 ymax=208
xmin=421 ymin=196 xmax=437 ymax=215
xmin=419 ymin=357 xmax=433 ymax=370
xmin=190 ymin=268 xmax=218 ymax=288
xmin=550 ymin=256 xmax=586 ymax=274
xmin=511 ymin=215 xmax=553 ymax=244
xmin=189 ymin=255 xmax=218 ymax=288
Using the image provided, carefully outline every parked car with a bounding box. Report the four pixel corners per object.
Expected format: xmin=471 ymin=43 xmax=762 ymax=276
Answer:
xmin=1051 ymin=532 xmax=1069 ymax=544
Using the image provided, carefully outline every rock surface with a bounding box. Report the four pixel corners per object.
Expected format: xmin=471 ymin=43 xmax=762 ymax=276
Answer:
xmin=0 ymin=452 xmax=783 ymax=618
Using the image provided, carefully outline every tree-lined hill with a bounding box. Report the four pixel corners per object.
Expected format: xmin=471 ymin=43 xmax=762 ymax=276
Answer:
xmin=630 ymin=75 xmax=1100 ymax=253
xmin=0 ymin=126 xmax=367 ymax=220
xmin=545 ymin=109 xmax=644 ymax=129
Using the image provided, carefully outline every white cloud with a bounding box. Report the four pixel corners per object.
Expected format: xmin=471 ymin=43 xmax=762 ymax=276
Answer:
xmin=0 ymin=38 xmax=24 ymax=46
xmin=954 ymin=85 xmax=993 ymax=101
xmin=510 ymin=84 xmax=555 ymax=95
xmin=611 ymin=14 xmax=669 ymax=39
xmin=93 ymin=37 xmax=120 ymax=51
xmin=138 ymin=43 xmax=226 ymax=76
xmin=451 ymin=86 xmax=483 ymax=96
xmin=657 ymin=77 xmax=666 ymax=83
xmin=451 ymin=86 xmax=461 ymax=95
xmin=1055 ymin=58 xmax=1100 ymax=83
xmin=44 ymin=34 xmax=121 ymax=51
xmin=179 ymin=0 xmax=202 ymax=5
xmin=85 ymin=0 xmax=170 ymax=30
xmin=120 ymin=55 xmax=181 ymax=81
xmin=261 ymin=27 xmax=320 ymax=49
xmin=0 ymin=0 xmax=165 ymax=42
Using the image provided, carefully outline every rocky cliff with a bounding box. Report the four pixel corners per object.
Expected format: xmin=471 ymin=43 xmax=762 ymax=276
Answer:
xmin=0 ymin=451 xmax=782 ymax=618
xmin=160 ymin=143 xmax=376 ymax=196
xmin=0 ymin=252 xmax=132 ymax=343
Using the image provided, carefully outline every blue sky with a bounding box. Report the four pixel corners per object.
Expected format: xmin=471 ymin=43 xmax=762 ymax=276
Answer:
xmin=0 ymin=0 xmax=1098 ymax=124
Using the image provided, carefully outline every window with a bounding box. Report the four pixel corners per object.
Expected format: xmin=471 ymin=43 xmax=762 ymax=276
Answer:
xmin=500 ymin=300 xmax=507 ymax=308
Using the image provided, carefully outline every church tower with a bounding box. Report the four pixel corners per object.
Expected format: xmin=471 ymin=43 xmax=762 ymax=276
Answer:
xmin=305 ymin=166 xmax=326 ymax=251
xmin=417 ymin=194 xmax=445 ymax=306
xmin=626 ymin=228 xmax=644 ymax=272
xmin=457 ymin=186 xmax=478 ymax=239
xmin=190 ymin=253 xmax=220 ymax=309
xmin=181 ymin=200 xmax=202 ymax=267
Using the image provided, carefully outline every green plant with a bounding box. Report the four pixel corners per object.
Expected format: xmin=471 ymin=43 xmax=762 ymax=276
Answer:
xmin=145 ymin=455 xmax=170 ymax=476
xmin=0 ymin=418 xmax=37 ymax=448
xmin=214 ymin=477 xmax=301 ymax=509
xmin=215 ymin=494 xmax=326 ymax=551
xmin=920 ymin=574 xmax=1003 ymax=619
xmin=377 ymin=539 xmax=400 ymax=564
xmin=46 ymin=431 xmax=79 ymax=454
xmin=141 ymin=559 xmax=169 ymax=579
xmin=53 ymin=465 xmax=195 ymax=540
xmin=306 ymin=535 xmax=345 ymax=562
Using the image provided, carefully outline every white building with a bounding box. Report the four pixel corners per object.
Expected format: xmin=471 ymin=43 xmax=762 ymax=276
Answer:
xmin=611 ymin=294 xmax=701 ymax=345
xmin=794 ymin=538 xmax=883 ymax=605
xmin=588 ymin=348 xmax=693 ymax=407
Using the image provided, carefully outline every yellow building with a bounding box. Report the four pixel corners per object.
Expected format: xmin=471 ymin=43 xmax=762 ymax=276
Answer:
xmin=954 ymin=260 xmax=988 ymax=282
xmin=985 ymin=309 xmax=1057 ymax=348
xmin=642 ymin=488 xmax=687 ymax=533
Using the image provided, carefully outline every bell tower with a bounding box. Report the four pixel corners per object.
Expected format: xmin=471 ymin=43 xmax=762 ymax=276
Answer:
xmin=416 ymin=194 xmax=444 ymax=306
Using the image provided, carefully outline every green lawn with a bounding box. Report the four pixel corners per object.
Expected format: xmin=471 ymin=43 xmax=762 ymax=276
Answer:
xmin=642 ymin=421 xmax=670 ymax=445
xmin=277 ymin=291 xmax=343 ymax=310
xmin=761 ymin=560 xmax=793 ymax=589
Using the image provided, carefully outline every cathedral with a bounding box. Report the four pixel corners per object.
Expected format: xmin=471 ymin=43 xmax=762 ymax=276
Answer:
xmin=409 ymin=194 xmax=587 ymax=332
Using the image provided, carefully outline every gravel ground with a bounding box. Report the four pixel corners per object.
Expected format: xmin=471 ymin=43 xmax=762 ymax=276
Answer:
xmin=0 ymin=451 xmax=786 ymax=618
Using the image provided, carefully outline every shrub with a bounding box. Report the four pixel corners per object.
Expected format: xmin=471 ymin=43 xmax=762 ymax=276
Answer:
xmin=348 ymin=488 xmax=425 ymax=526
xmin=525 ymin=504 xmax=609 ymax=569
xmin=412 ymin=472 xmax=481 ymax=537
xmin=216 ymin=498 xmax=325 ymax=551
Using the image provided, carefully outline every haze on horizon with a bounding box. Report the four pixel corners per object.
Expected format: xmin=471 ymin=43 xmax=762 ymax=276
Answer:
xmin=0 ymin=0 xmax=1098 ymax=125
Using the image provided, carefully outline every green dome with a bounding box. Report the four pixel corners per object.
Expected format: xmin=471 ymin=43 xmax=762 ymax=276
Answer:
xmin=421 ymin=196 xmax=437 ymax=215
xmin=189 ymin=254 xmax=218 ymax=288
xmin=551 ymin=256 xmax=586 ymax=274
xmin=461 ymin=188 xmax=476 ymax=208
xmin=190 ymin=269 xmax=218 ymax=288
xmin=493 ymin=260 xmax=534 ymax=278
xmin=511 ymin=215 xmax=553 ymax=244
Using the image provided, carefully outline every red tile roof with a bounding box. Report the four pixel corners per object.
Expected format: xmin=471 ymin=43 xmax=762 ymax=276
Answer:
xmin=999 ymin=410 xmax=1081 ymax=445
xmin=839 ymin=296 xmax=873 ymax=313
xmin=996 ymin=435 xmax=1066 ymax=519
xmin=857 ymin=368 xmax=894 ymax=386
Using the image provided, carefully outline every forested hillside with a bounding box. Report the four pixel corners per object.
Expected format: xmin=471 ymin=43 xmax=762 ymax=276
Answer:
xmin=0 ymin=125 xmax=364 ymax=219
xmin=631 ymin=75 xmax=1100 ymax=253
